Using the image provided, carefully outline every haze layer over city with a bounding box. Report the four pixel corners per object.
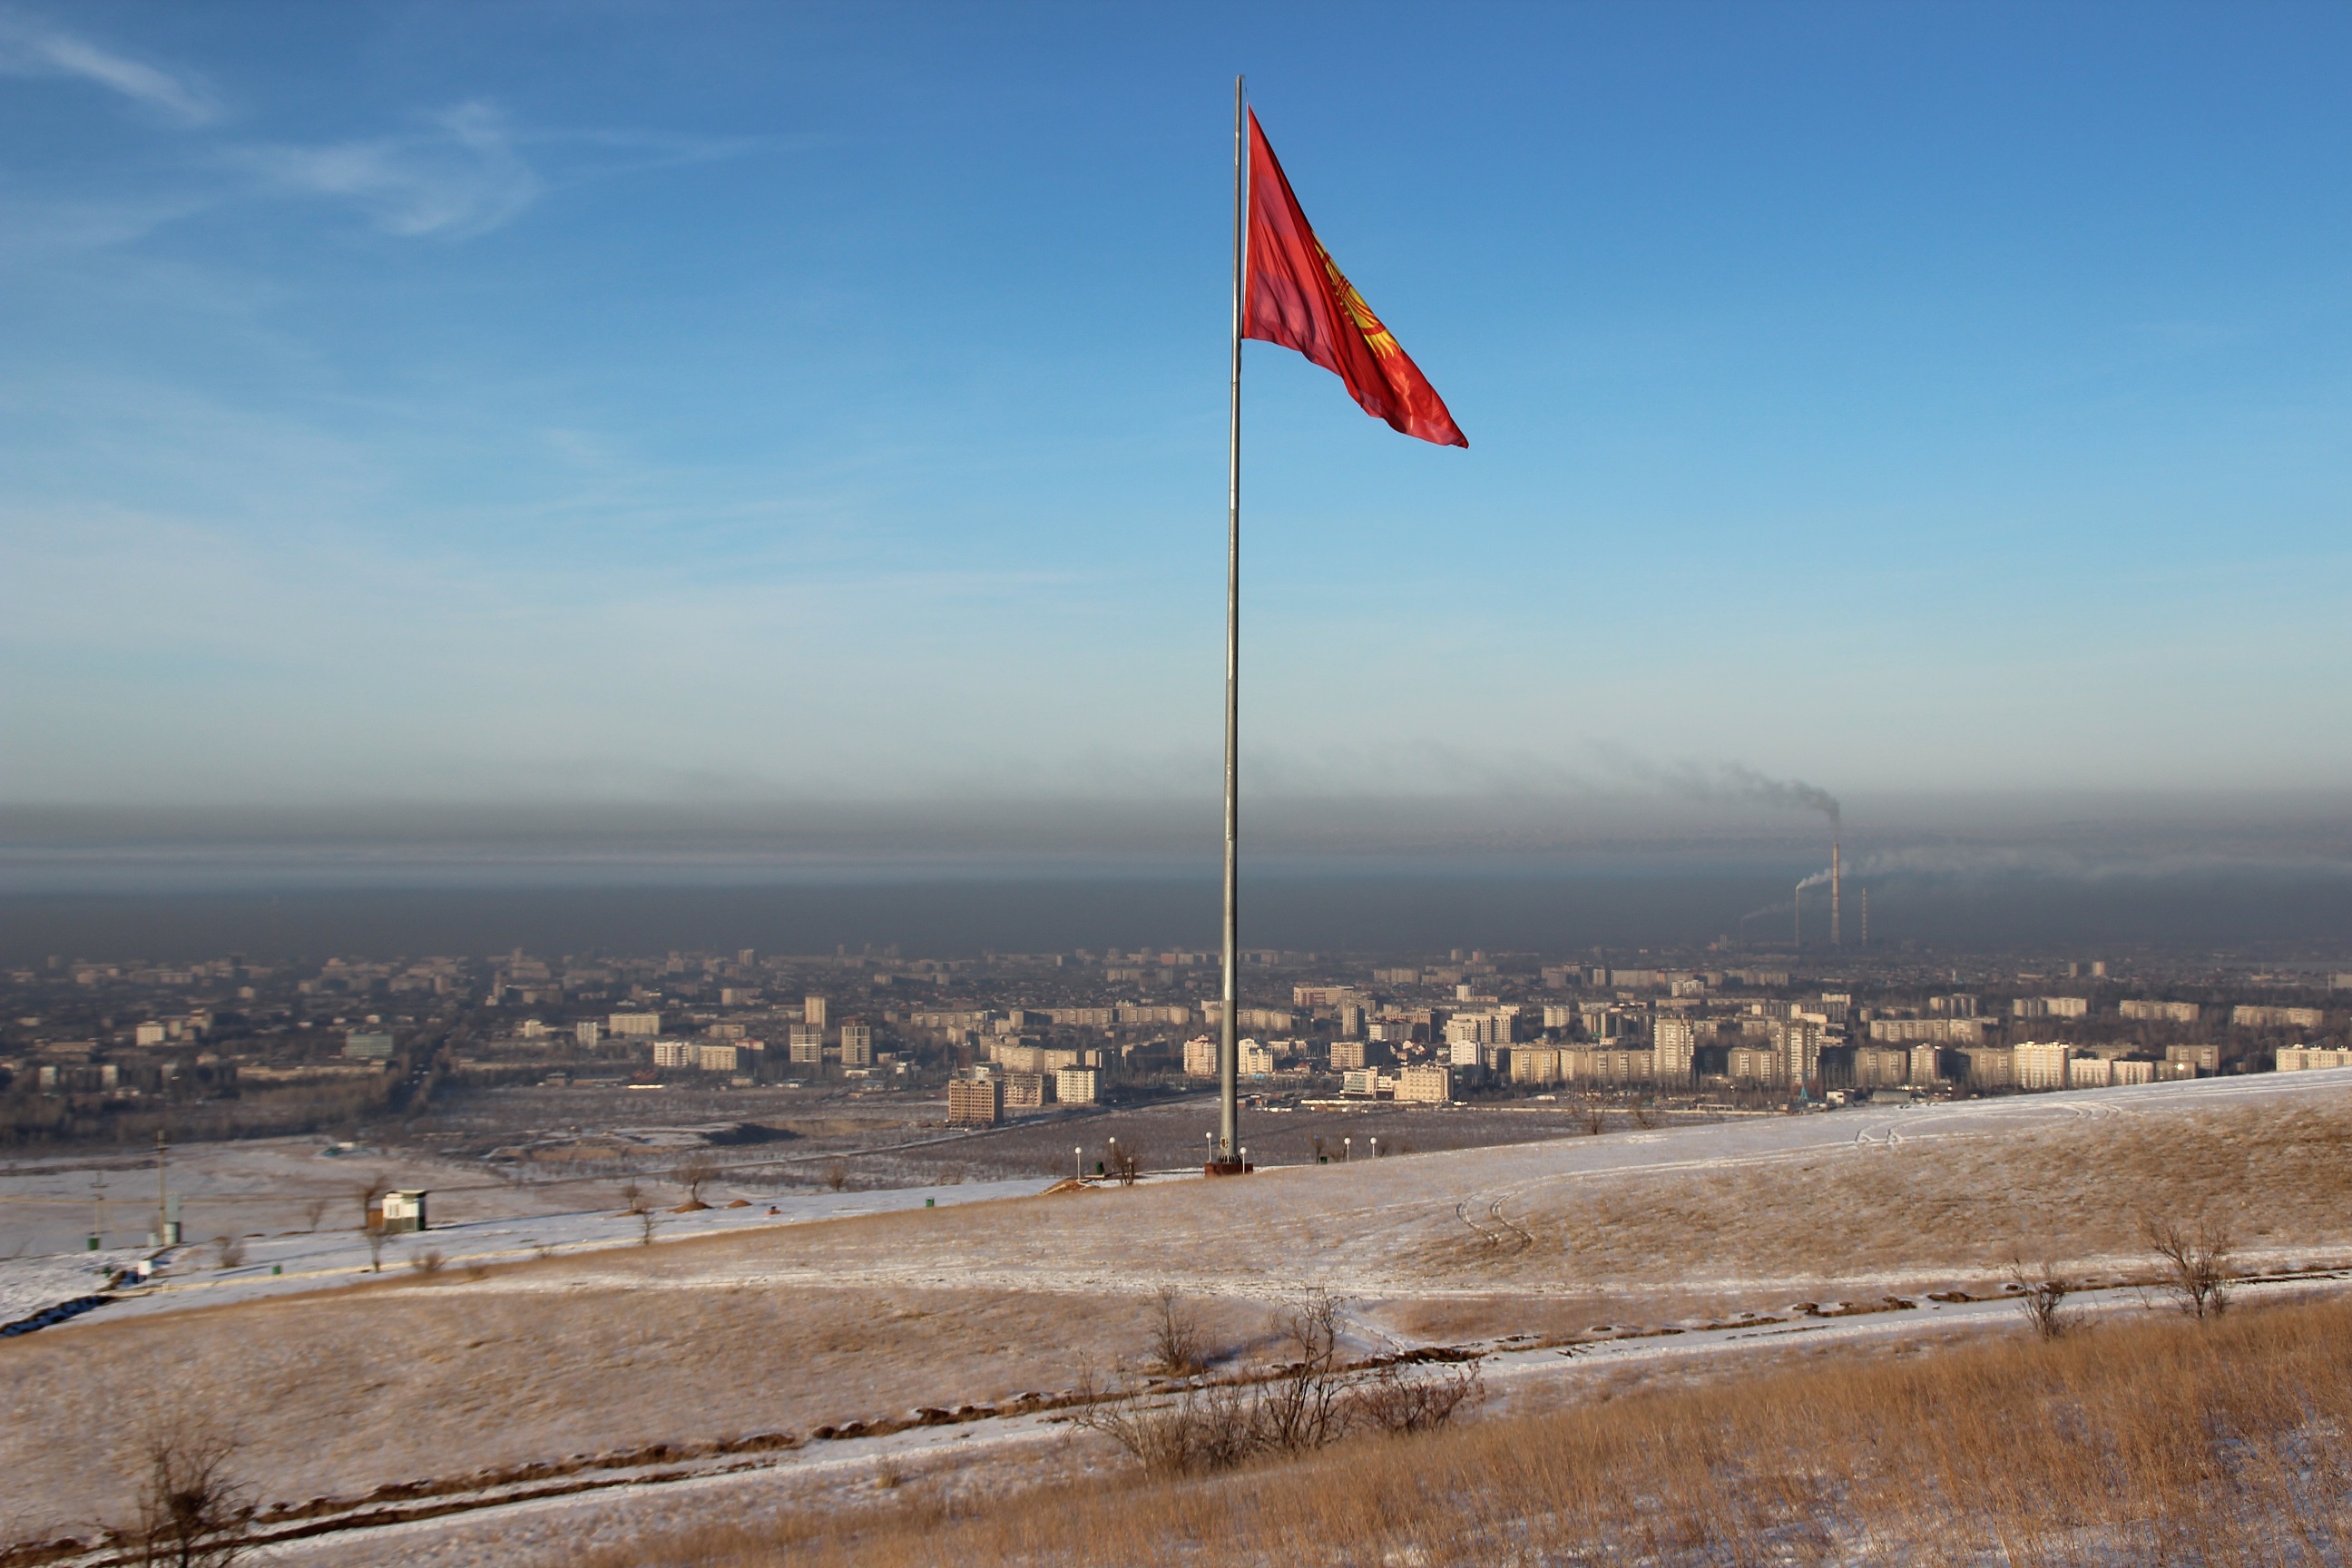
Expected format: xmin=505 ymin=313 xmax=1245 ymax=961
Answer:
xmin=6 ymin=5 xmax=2352 ymax=1566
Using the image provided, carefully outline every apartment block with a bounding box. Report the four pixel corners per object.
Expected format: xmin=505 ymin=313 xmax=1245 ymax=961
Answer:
xmin=1395 ymin=1063 xmax=1452 ymax=1104
xmin=2119 ymin=999 xmax=2200 ymax=1024
xmin=2012 ymin=996 xmax=2090 ymax=1020
xmin=652 ymin=1040 xmax=696 ymax=1068
xmin=2278 ymin=1045 xmax=2352 ymax=1072
xmin=607 ymin=1012 xmax=662 ymax=1037
xmin=839 ymin=1021 xmax=874 ymax=1067
xmin=1183 ymin=1035 xmax=1219 ymax=1078
xmin=1652 ymin=1016 xmax=1698 ymax=1082
xmin=697 ymin=1043 xmax=740 ymax=1073
xmin=1055 ymin=1066 xmax=1100 ymax=1104
xmin=788 ymin=1023 xmax=824 ymax=1065
xmin=947 ymin=1077 xmax=1003 ymax=1126
xmin=1510 ymin=1047 xmax=1562 ymax=1086
xmin=2013 ymin=1041 xmax=2070 ymax=1091
xmin=2234 ymin=1005 xmax=2325 ymax=1029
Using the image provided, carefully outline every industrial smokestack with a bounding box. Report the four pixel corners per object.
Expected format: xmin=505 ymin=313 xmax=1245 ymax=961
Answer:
xmin=1793 ymin=881 xmax=1803 ymax=949
xmin=1830 ymin=838 xmax=1841 ymax=946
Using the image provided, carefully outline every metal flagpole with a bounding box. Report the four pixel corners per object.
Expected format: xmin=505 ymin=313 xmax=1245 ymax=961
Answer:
xmin=1216 ymin=74 xmax=1246 ymax=1170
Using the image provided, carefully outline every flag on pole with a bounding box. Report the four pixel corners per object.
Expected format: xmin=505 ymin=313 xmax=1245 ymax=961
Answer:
xmin=1242 ymin=110 xmax=1466 ymax=448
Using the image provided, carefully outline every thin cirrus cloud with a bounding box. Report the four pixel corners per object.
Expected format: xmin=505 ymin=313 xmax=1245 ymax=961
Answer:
xmin=0 ymin=10 xmax=216 ymax=124
xmin=233 ymin=102 xmax=544 ymax=240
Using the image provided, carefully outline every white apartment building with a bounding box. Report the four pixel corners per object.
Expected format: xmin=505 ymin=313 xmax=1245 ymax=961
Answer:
xmin=1055 ymin=1065 xmax=1100 ymax=1104
xmin=788 ymin=1023 xmax=824 ymax=1065
xmin=1240 ymin=1039 xmax=1276 ymax=1077
xmin=2119 ymin=999 xmax=2200 ymax=1024
xmin=697 ymin=1043 xmax=740 ymax=1073
xmin=1396 ymin=1063 xmax=1452 ymax=1104
xmin=2278 ymin=1045 xmax=2352 ymax=1072
xmin=652 ymin=1040 xmax=695 ymax=1068
xmin=1183 ymin=1035 xmax=1219 ymax=1078
xmin=575 ymin=1021 xmax=602 ymax=1047
xmin=608 ymin=1012 xmax=662 ymax=1037
xmin=2012 ymin=996 xmax=2090 ymax=1020
xmin=1652 ymin=1016 xmax=1697 ymax=1082
xmin=2013 ymin=1041 xmax=2070 ymax=1091
xmin=2235 ymin=1005 xmax=2325 ymax=1029
xmin=804 ymin=996 xmax=828 ymax=1026
xmin=839 ymin=1021 xmax=874 ymax=1067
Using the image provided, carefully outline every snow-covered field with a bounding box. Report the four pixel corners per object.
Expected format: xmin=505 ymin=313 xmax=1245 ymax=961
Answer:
xmin=6 ymin=1068 xmax=2349 ymax=1564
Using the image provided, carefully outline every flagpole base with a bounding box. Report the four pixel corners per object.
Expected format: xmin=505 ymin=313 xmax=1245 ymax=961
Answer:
xmin=1202 ymin=1161 xmax=1252 ymax=1177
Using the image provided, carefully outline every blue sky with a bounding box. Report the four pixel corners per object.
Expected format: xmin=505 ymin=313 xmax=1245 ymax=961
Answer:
xmin=5 ymin=1 xmax=2351 ymax=813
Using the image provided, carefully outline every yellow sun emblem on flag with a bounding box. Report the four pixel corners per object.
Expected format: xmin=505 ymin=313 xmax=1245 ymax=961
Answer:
xmin=1316 ymin=240 xmax=1400 ymax=358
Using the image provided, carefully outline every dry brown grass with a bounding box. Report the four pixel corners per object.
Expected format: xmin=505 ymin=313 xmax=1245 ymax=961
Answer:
xmin=0 ymin=1281 xmax=1152 ymax=1537
xmin=590 ymin=1293 xmax=2352 ymax=1567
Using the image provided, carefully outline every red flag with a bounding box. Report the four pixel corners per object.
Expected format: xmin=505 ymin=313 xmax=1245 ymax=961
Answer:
xmin=1243 ymin=111 xmax=1466 ymax=448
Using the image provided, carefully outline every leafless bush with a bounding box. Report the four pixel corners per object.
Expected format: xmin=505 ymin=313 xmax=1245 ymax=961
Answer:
xmin=1109 ymin=1147 xmax=1142 ymax=1186
xmin=1583 ymin=1101 xmax=1608 ymax=1135
xmin=1351 ymin=1359 xmax=1485 ymax=1434
xmin=127 ymin=1412 xmax=251 ymax=1567
xmin=1632 ymin=1101 xmax=1659 ymax=1131
xmin=462 ymin=1259 xmax=489 ymax=1282
xmin=353 ymin=1178 xmax=388 ymax=1230
xmin=361 ymin=1225 xmax=387 ymax=1274
xmin=619 ymin=1179 xmax=646 ymax=1214
xmin=2006 ymin=1257 xmax=2073 ymax=1338
xmin=299 ymin=1198 xmax=329 ymax=1232
xmin=676 ymin=1152 xmax=719 ymax=1205
xmin=825 ymin=1160 xmax=849 ymax=1193
xmin=2143 ymin=1216 xmax=2235 ymax=1320
xmin=211 ymin=1236 xmax=244 ymax=1271
xmin=1148 ymin=1290 xmax=1204 ymax=1375
xmin=1075 ymin=1289 xmax=1480 ymax=1475
xmin=408 ymin=1247 xmax=445 ymax=1276
xmin=639 ymin=1209 xmax=658 ymax=1247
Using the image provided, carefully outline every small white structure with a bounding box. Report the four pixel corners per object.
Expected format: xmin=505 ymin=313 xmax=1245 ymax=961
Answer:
xmin=379 ymin=1191 xmax=428 ymax=1234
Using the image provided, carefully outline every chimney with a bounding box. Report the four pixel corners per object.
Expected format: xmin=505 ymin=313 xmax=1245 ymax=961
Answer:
xmin=1830 ymin=838 xmax=1842 ymax=946
xmin=1793 ymin=881 xmax=1803 ymax=949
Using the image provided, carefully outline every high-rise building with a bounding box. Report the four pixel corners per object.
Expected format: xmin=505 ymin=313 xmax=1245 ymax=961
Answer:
xmin=1055 ymin=1066 xmax=1100 ymax=1104
xmin=804 ymin=995 xmax=828 ymax=1027
xmin=839 ymin=1021 xmax=874 ymax=1066
xmin=1183 ymin=1035 xmax=1219 ymax=1078
xmin=1395 ymin=1063 xmax=1452 ymax=1104
xmin=788 ymin=1023 xmax=824 ymax=1064
xmin=607 ymin=1012 xmax=662 ymax=1037
xmin=1771 ymin=1018 xmax=1823 ymax=1088
xmin=1652 ymin=1016 xmax=1698 ymax=1083
xmin=574 ymin=1021 xmax=602 ymax=1048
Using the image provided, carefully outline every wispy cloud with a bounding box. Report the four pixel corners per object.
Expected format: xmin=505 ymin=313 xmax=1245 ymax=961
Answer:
xmin=236 ymin=102 xmax=544 ymax=240
xmin=0 ymin=12 xmax=216 ymax=123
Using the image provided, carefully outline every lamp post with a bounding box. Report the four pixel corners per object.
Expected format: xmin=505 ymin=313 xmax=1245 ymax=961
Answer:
xmin=1343 ymin=1136 xmax=1351 ymax=1161
xmin=1370 ymin=1135 xmax=1379 ymax=1159
xmin=1075 ymin=1146 xmax=1083 ymax=1181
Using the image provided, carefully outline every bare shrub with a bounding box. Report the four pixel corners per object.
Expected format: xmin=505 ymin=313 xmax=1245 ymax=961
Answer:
xmin=353 ymin=1177 xmax=388 ymax=1231
xmin=211 ymin=1236 xmax=244 ymax=1271
xmin=408 ymin=1247 xmax=445 ymax=1276
xmin=2143 ymin=1216 xmax=2234 ymax=1319
xmin=639 ymin=1210 xmax=658 ymax=1247
xmin=1351 ymin=1359 xmax=1485 ymax=1434
xmin=1077 ymin=1289 xmax=1475 ymax=1475
xmin=2006 ymin=1257 xmax=2072 ymax=1339
xmin=619 ymin=1180 xmax=646 ymax=1215
xmin=1583 ymin=1100 xmax=1608 ymax=1135
xmin=1147 ymin=1290 xmax=1204 ymax=1376
xmin=676 ymin=1152 xmax=719 ymax=1206
xmin=1632 ymin=1101 xmax=1659 ymax=1131
xmin=299 ymin=1198 xmax=329 ymax=1232
xmin=462 ymin=1259 xmax=489 ymax=1282
xmin=127 ymin=1412 xmax=251 ymax=1567
xmin=1110 ymin=1147 xmax=1142 ymax=1186
xmin=361 ymin=1224 xmax=387 ymax=1274
xmin=825 ymin=1160 xmax=849 ymax=1193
